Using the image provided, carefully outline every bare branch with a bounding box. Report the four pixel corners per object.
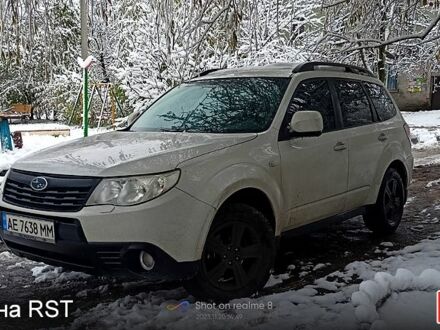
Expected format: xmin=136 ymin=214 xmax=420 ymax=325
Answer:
xmin=344 ymin=12 xmax=440 ymax=52
xmin=322 ymin=0 xmax=348 ymax=9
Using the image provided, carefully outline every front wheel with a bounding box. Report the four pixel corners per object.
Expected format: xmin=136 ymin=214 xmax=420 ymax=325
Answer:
xmin=364 ymin=168 xmax=406 ymax=235
xmin=185 ymin=203 xmax=275 ymax=302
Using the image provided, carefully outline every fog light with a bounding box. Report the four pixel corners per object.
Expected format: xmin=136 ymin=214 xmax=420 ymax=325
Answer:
xmin=139 ymin=251 xmax=155 ymax=271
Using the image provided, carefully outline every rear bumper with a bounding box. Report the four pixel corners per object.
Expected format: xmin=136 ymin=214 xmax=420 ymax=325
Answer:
xmin=406 ymin=153 xmax=414 ymax=184
xmin=0 ymin=208 xmax=199 ymax=281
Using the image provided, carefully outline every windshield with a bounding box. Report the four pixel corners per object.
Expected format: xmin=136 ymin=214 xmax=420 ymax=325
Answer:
xmin=130 ymin=77 xmax=290 ymax=133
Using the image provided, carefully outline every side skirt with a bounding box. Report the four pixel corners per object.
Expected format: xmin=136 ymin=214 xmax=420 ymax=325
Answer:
xmin=280 ymin=207 xmax=366 ymax=238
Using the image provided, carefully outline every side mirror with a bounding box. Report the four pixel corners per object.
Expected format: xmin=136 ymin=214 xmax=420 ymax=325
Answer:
xmin=289 ymin=111 xmax=323 ymax=137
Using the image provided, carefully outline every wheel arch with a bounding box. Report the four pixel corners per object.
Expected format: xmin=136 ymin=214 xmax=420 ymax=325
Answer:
xmin=387 ymin=159 xmax=408 ymax=189
xmin=195 ymin=185 xmax=281 ymax=261
xmin=215 ymin=187 xmax=277 ymax=232
xmin=368 ymin=158 xmax=409 ymax=205
xmin=387 ymin=159 xmax=409 ymax=202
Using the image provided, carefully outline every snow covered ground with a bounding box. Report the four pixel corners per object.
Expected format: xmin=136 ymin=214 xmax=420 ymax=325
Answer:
xmin=0 ymin=232 xmax=439 ymax=330
xmin=0 ymin=113 xmax=439 ymax=329
xmin=402 ymin=110 xmax=440 ymax=150
xmin=64 ymin=235 xmax=440 ymax=330
xmin=9 ymin=123 xmax=72 ymax=132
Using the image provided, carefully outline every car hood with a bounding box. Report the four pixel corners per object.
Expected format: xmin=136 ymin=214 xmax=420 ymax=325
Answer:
xmin=12 ymin=131 xmax=256 ymax=177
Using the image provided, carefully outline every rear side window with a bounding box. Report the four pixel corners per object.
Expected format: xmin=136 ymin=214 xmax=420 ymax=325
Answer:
xmin=284 ymin=79 xmax=336 ymax=134
xmin=335 ymin=80 xmax=373 ymax=128
xmin=364 ymin=83 xmax=397 ymax=121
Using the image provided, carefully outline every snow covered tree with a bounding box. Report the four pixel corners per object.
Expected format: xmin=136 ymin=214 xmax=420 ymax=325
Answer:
xmin=313 ymin=0 xmax=440 ymax=82
xmin=1 ymin=0 xmax=439 ymax=118
xmin=0 ymin=0 xmax=80 ymax=118
xmin=113 ymin=0 xmax=320 ymax=111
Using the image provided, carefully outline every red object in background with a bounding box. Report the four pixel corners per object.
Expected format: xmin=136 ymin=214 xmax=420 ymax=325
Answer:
xmin=437 ymin=290 xmax=440 ymax=324
xmin=12 ymin=131 xmax=23 ymax=149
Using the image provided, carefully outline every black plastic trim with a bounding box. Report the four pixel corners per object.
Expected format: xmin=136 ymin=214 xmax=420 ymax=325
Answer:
xmin=293 ymin=62 xmax=375 ymax=77
xmin=192 ymin=68 xmax=223 ymax=79
xmin=281 ymin=207 xmax=366 ymax=238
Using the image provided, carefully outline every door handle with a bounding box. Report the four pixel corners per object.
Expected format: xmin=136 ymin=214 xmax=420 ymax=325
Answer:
xmin=378 ymin=133 xmax=388 ymax=142
xmin=268 ymin=160 xmax=280 ymax=167
xmin=333 ymin=142 xmax=347 ymax=151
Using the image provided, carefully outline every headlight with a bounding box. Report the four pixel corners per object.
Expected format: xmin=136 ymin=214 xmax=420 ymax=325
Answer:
xmin=87 ymin=170 xmax=180 ymax=206
xmin=0 ymin=168 xmax=9 ymax=193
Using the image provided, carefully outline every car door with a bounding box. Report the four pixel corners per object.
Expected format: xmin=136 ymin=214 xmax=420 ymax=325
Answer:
xmin=278 ymin=78 xmax=349 ymax=228
xmin=364 ymin=82 xmax=399 ymax=142
xmin=332 ymin=79 xmax=386 ymax=211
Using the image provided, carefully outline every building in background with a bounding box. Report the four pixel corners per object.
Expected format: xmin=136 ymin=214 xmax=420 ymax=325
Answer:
xmin=387 ymin=68 xmax=440 ymax=111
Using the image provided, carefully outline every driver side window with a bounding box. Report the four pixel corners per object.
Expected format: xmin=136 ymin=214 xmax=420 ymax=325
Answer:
xmin=281 ymin=79 xmax=336 ymax=140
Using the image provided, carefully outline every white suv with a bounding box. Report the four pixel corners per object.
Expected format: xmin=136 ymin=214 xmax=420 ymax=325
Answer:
xmin=0 ymin=62 xmax=413 ymax=301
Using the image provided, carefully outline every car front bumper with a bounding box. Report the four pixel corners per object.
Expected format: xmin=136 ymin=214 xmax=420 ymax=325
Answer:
xmin=0 ymin=217 xmax=199 ymax=280
xmin=0 ymin=187 xmax=215 ymax=280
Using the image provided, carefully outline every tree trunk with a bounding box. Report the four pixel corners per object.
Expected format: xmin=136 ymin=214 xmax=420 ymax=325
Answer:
xmin=378 ymin=45 xmax=386 ymax=83
xmin=378 ymin=2 xmax=387 ymax=84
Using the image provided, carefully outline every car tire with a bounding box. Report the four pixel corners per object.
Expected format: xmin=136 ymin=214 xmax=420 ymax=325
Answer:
xmin=184 ymin=203 xmax=275 ymax=302
xmin=364 ymin=168 xmax=406 ymax=235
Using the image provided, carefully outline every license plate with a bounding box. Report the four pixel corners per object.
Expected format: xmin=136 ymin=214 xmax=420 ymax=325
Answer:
xmin=1 ymin=212 xmax=55 ymax=244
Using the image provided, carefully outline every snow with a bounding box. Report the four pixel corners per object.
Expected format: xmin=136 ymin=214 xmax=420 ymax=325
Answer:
xmin=0 ymin=251 xmax=15 ymax=261
xmin=402 ymin=110 xmax=440 ymax=127
xmin=426 ymin=178 xmax=440 ymax=188
xmin=287 ymin=264 xmax=296 ymax=271
xmin=401 ymin=111 xmax=440 ymax=150
xmin=313 ymin=263 xmax=328 ymax=271
xmin=378 ymin=291 xmax=435 ymax=330
xmin=64 ymin=234 xmax=440 ymax=329
xmin=264 ymin=273 xmax=291 ymax=288
xmin=31 ymin=265 xmax=90 ymax=284
xmin=9 ymin=123 xmax=71 ymax=132
xmin=352 ymin=268 xmax=440 ymax=329
xmin=0 ymin=125 xmax=107 ymax=177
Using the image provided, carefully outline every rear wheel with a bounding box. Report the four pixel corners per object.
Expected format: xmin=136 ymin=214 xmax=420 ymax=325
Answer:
xmin=364 ymin=168 xmax=406 ymax=235
xmin=185 ymin=203 xmax=275 ymax=301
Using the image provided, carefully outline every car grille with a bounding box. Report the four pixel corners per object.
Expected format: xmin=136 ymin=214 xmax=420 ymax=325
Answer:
xmin=96 ymin=250 xmax=124 ymax=270
xmin=2 ymin=170 xmax=100 ymax=212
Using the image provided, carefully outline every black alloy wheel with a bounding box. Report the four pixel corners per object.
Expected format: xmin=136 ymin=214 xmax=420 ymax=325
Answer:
xmin=364 ymin=168 xmax=406 ymax=235
xmin=185 ymin=203 xmax=275 ymax=301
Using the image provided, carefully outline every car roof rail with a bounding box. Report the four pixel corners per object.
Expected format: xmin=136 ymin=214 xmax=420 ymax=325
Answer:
xmin=192 ymin=68 xmax=223 ymax=79
xmin=292 ymin=62 xmax=375 ymax=77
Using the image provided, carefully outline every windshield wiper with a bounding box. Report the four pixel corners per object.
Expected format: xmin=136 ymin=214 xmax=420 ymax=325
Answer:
xmin=160 ymin=128 xmax=184 ymax=132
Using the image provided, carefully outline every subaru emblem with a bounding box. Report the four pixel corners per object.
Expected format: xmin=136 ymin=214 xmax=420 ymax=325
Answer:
xmin=30 ymin=177 xmax=48 ymax=191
